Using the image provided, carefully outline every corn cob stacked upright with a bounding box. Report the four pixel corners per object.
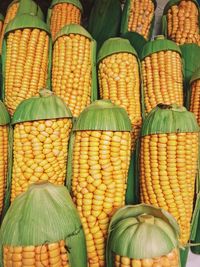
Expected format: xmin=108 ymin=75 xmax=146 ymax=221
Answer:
xmin=141 ymin=35 xmax=184 ymax=114
xmin=68 ymin=100 xmax=132 ymax=267
xmin=2 ymin=14 xmax=51 ymax=115
xmin=8 ymin=90 xmax=72 ymax=203
xmin=52 ymin=24 xmax=97 ymax=117
xmin=140 ymin=104 xmax=199 ymax=246
xmin=98 ymin=38 xmax=142 ymax=151
xmin=47 ymin=0 xmax=83 ymax=40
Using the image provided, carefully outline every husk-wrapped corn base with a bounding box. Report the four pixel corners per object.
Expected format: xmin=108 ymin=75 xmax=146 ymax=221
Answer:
xmin=141 ymin=37 xmax=183 ymax=114
xmin=165 ymin=0 xmax=200 ymax=45
xmin=98 ymin=38 xmax=142 ymax=151
xmin=2 ymin=15 xmax=50 ymax=115
xmin=52 ymin=25 xmax=96 ymax=117
xmin=140 ymin=104 xmax=199 ymax=246
xmin=48 ymin=0 xmax=82 ymax=40
xmin=69 ymin=101 xmax=132 ymax=267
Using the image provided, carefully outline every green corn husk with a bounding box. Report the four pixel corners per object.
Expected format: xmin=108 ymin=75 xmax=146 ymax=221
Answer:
xmin=1 ymin=14 xmax=52 ymax=112
xmin=0 ymin=182 xmax=87 ymax=267
xmin=180 ymin=44 xmax=200 ymax=107
xmin=53 ymin=24 xmax=98 ymax=111
xmin=106 ymin=204 xmax=181 ymax=267
xmin=3 ymin=89 xmax=73 ymax=215
xmin=88 ymin=0 xmax=122 ymax=51
xmin=121 ymin=0 xmax=157 ymax=40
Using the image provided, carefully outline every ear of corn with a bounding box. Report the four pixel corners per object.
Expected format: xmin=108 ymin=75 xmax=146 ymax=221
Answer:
xmin=5 ymin=90 xmax=72 ymax=204
xmin=106 ymin=204 xmax=180 ymax=267
xmin=0 ymin=182 xmax=87 ymax=267
xmin=88 ymin=0 xmax=122 ymax=51
xmin=121 ymin=0 xmax=156 ymax=40
xmin=67 ymin=100 xmax=132 ymax=267
xmin=98 ymin=37 xmax=142 ymax=151
xmin=47 ymin=0 xmax=83 ymax=40
xmin=140 ymin=104 xmax=199 ymax=246
xmin=0 ymin=0 xmax=44 ymax=53
xmin=141 ymin=36 xmax=184 ymax=115
xmin=162 ymin=0 xmax=200 ymax=45
xmin=189 ymin=68 xmax=200 ymax=124
xmin=0 ymin=102 xmax=10 ymax=218
xmin=1 ymin=14 xmax=52 ymax=115
xmin=52 ymin=24 xmax=97 ymax=118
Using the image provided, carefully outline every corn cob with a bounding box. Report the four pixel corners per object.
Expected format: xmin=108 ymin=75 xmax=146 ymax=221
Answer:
xmin=98 ymin=38 xmax=142 ymax=150
xmin=127 ymin=0 xmax=155 ymax=39
xmin=190 ymin=79 xmax=200 ymax=124
xmin=11 ymin=118 xmax=72 ymax=201
xmin=141 ymin=37 xmax=183 ymax=114
xmin=50 ymin=1 xmax=82 ymax=40
xmin=52 ymin=25 xmax=95 ymax=117
xmin=140 ymin=104 xmax=199 ymax=246
xmin=113 ymin=249 xmax=179 ymax=267
xmin=70 ymin=101 xmax=132 ymax=267
xmin=166 ymin=0 xmax=200 ymax=45
xmin=3 ymin=241 xmax=69 ymax=267
xmin=4 ymin=16 xmax=50 ymax=115
xmin=0 ymin=1 xmax=19 ymax=53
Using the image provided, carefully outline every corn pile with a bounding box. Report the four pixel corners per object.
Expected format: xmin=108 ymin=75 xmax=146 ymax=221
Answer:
xmin=127 ymin=0 xmax=155 ymax=39
xmin=0 ymin=1 xmax=19 ymax=52
xmin=49 ymin=0 xmax=82 ymax=40
xmin=141 ymin=37 xmax=183 ymax=114
xmin=113 ymin=249 xmax=179 ymax=267
xmin=52 ymin=25 xmax=95 ymax=117
xmin=3 ymin=241 xmax=69 ymax=267
xmin=190 ymin=72 xmax=200 ymax=124
xmin=140 ymin=105 xmax=199 ymax=246
xmin=98 ymin=38 xmax=142 ymax=150
xmin=166 ymin=0 xmax=200 ymax=45
xmin=3 ymin=15 xmax=50 ymax=115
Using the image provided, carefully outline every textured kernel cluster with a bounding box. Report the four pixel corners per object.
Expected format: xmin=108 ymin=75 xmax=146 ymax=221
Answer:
xmin=11 ymin=119 xmax=72 ymax=202
xmin=140 ymin=132 xmax=199 ymax=245
xmin=128 ymin=0 xmax=154 ymax=39
xmin=5 ymin=28 xmax=49 ymax=115
xmin=98 ymin=53 xmax=142 ymax=150
xmin=167 ymin=0 xmax=200 ymax=45
xmin=3 ymin=241 xmax=69 ymax=267
xmin=50 ymin=3 xmax=81 ymax=40
xmin=52 ymin=34 xmax=92 ymax=117
xmin=114 ymin=249 xmax=179 ymax=267
xmin=142 ymin=50 xmax=183 ymax=114
xmin=72 ymin=130 xmax=131 ymax=267
xmin=190 ymin=79 xmax=200 ymax=124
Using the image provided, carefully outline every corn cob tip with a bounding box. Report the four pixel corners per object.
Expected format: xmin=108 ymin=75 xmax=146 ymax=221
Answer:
xmin=138 ymin=214 xmax=155 ymax=224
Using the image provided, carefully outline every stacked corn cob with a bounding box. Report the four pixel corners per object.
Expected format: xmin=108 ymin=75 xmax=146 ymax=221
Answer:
xmin=48 ymin=0 xmax=82 ymax=40
xmin=164 ymin=0 xmax=200 ymax=45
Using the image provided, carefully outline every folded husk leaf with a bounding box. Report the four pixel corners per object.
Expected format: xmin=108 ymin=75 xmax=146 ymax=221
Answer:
xmin=0 ymin=182 xmax=87 ymax=267
xmin=0 ymin=101 xmax=10 ymax=125
xmin=16 ymin=0 xmax=44 ymax=20
xmin=74 ymin=100 xmax=132 ymax=131
xmin=88 ymin=0 xmax=122 ymax=51
xmin=141 ymin=104 xmax=199 ymax=136
xmin=53 ymin=24 xmax=98 ymax=105
xmin=120 ymin=0 xmax=157 ymax=40
xmin=106 ymin=204 xmax=180 ymax=266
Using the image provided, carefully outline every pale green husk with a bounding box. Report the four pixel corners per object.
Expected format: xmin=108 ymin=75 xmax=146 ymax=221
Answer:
xmin=0 ymin=101 xmax=10 ymax=125
xmin=74 ymin=100 xmax=132 ymax=131
xmin=141 ymin=104 xmax=199 ymax=136
xmin=106 ymin=204 xmax=180 ymax=266
xmin=12 ymin=89 xmax=72 ymax=124
xmin=0 ymin=182 xmax=87 ymax=267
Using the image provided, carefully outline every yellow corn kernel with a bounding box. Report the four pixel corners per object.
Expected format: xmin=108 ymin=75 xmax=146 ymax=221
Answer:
xmin=190 ymin=79 xmax=200 ymax=125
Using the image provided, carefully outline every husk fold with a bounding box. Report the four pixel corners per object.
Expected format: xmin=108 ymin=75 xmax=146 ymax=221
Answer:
xmin=16 ymin=0 xmax=44 ymax=20
xmin=106 ymin=204 xmax=180 ymax=266
xmin=0 ymin=182 xmax=87 ymax=267
xmin=0 ymin=101 xmax=10 ymax=125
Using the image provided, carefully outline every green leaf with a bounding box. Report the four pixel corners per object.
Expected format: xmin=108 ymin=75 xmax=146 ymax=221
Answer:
xmin=0 ymin=101 xmax=10 ymax=125
xmin=16 ymin=0 xmax=44 ymax=20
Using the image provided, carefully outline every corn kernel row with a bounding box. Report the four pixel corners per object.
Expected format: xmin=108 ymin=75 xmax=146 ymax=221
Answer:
xmin=140 ymin=132 xmax=199 ymax=245
xmin=3 ymin=240 xmax=69 ymax=267
xmin=190 ymin=79 xmax=200 ymax=124
xmin=11 ymin=118 xmax=72 ymax=202
xmin=72 ymin=130 xmax=131 ymax=267
xmin=167 ymin=0 xmax=200 ymax=45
